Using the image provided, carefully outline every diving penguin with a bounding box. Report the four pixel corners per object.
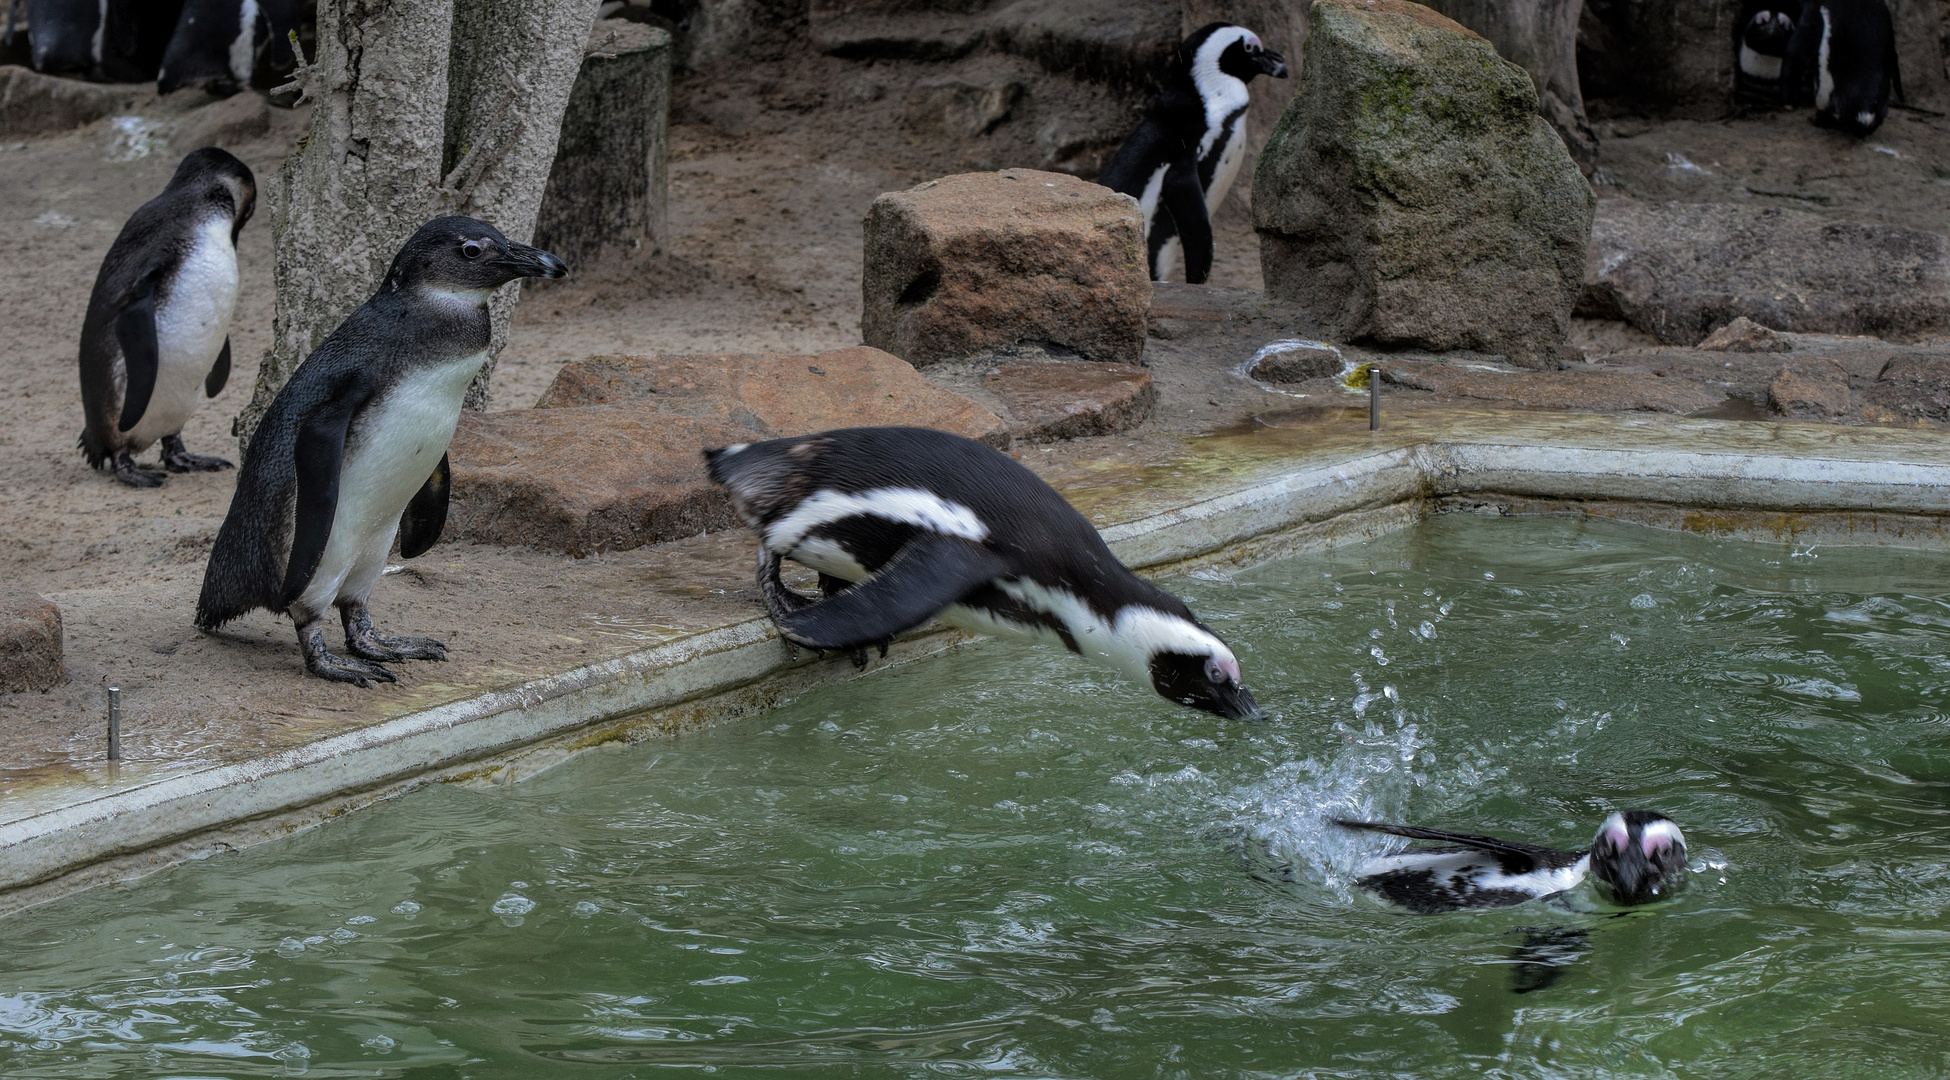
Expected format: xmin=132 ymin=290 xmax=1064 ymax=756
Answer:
xmin=195 ymin=216 xmax=566 ymax=685
xmin=703 ymin=426 xmax=1263 ymax=720
xmin=1336 ymin=811 xmax=1689 ymax=914
xmin=78 ymin=147 xmax=255 ymax=488
xmin=1098 ymin=22 xmax=1288 ymax=284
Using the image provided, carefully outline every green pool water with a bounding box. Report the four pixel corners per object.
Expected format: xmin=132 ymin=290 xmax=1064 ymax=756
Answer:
xmin=7 ymin=515 xmax=1950 ymax=1078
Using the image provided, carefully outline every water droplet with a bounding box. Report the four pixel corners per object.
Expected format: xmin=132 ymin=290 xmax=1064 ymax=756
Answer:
xmin=1630 ymin=593 xmax=1656 ymax=609
xmin=391 ymin=901 xmax=421 ymax=917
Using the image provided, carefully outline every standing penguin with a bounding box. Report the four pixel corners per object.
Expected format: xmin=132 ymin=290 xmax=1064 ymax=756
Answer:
xmin=79 ymin=147 xmax=255 ymax=488
xmin=195 ymin=217 xmax=566 ymax=685
xmin=1098 ymin=23 xmax=1288 ymax=285
xmin=24 ymin=0 xmax=180 ymax=80
xmin=703 ymin=426 xmax=1263 ymax=720
xmin=157 ymin=0 xmax=300 ymax=95
xmin=1781 ymin=0 xmax=1902 ymax=136
xmin=1733 ymin=4 xmax=1799 ymax=105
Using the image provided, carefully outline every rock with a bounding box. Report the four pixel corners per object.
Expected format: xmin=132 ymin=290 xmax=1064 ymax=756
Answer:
xmin=904 ymin=77 xmax=1023 ymax=137
xmin=0 ymin=590 xmax=64 ymax=693
xmin=862 ymin=169 xmax=1149 ymax=366
xmin=1420 ymin=0 xmax=1594 ymax=166
xmin=169 ymin=90 xmax=270 ymax=150
xmin=1865 ymin=355 xmax=1950 ymax=423
xmin=1245 ymin=340 xmax=1345 ymax=383
xmin=1580 ymin=200 xmax=1950 ymax=346
xmin=453 ymin=348 xmax=1007 ymax=553
xmin=1767 ymin=358 xmax=1852 ymax=420
xmin=0 ymin=65 xmax=143 ymax=139
xmin=1381 ymin=358 xmax=1722 ymax=413
xmin=808 ymin=0 xmax=1180 ymax=86
xmin=1252 ymin=0 xmax=1594 ymax=369
xmin=926 ymin=358 xmax=1155 ymax=442
xmin=1699 ymin=316 xmax=1791 ymax=353
xmin=532 ymin=21 xmax=671 ymax=268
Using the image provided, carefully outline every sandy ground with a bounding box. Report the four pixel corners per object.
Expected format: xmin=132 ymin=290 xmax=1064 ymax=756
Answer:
xmin=4 ymin=37 xmax=1949 ymax=794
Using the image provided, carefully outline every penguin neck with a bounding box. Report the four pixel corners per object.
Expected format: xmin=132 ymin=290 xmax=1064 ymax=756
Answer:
xmin=1188 ymin=38 xmax=1252 ymax=130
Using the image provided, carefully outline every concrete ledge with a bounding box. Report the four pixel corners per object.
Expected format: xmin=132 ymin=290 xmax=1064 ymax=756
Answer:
xmin=8 ymin=412 xmax=1950 ymax=913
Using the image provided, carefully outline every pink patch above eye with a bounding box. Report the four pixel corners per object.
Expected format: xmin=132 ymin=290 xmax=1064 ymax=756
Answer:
xmin=1216 ymin=657 xmax=1240 ymax=684
xmin=1605 ymin=824 xmax=1630 ymax=852
xmin=1642 ymin=832 xmax=1673 ymax=857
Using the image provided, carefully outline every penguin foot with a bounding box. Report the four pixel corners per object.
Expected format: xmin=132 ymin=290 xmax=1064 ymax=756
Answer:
xmin=159 ymin=435 xmax=234 ymax=473
xmin=341 ymin=604 xmax=448 ymax=662
xmin=849 ymin=648 xmax=869 ymax=670
xmin=299 ymin=619 xmax=397 ymax=686
xmin=112 ymin=452 xmax=167 ymax=488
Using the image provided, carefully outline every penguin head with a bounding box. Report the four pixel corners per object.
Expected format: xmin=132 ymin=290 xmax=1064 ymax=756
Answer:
xmin=1587 ymin=811 xmax=1688 ymax=905
xmin=1740 ymin=9 xmax=1795 ymax=54
xmin=1120 ymin=606 xmax=1262 ymax=720
xmin=382 ymin=216 xmax=569 ymax=300
xmin=170 ymin=148 xmax=257 ymax=242
xmin=1183 ymin=23 xmax=1289 ymax=87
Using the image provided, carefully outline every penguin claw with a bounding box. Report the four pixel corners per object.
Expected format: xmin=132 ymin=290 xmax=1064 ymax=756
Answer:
xmin=111 ymin=453 xmax=166 ymax=488
xmin=160 ymin=436 xmax=233 ymax=472
xmin=306 ymin=652 xmax=397 ymax=686
xmin=349 ymin=634 xmax=447 ymax=663
xmin=849 ymin=648 xmax=869 ymax=670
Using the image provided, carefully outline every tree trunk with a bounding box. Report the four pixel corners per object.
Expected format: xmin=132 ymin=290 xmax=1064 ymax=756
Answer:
xmin=235 ymin=0 xmax=600 ymax=453
xmin=532 ymin=19 xmax=671 ymax=271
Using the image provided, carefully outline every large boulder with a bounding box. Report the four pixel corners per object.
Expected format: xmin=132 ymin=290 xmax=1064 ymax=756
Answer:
xmin=1252 ymin=0 xmax=1594 ymax=369
xmin=0 ymin=590 xmax=64 ymax=693
xmin=1581 ymin=200 xmax=1950 ymax=346
xmin=861 ymin=169 xmax=1150 ymax=366
xmin=923 ymin=357 xmax=1156 ymax=442
xmin=1420 ymin=0 xmax=1594 ymax=166
xmin=449 ymin=348 xmax=1007 ymax=554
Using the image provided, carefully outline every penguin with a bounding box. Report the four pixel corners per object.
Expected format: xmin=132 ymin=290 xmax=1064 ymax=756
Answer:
xmin=24 ymin=0 xmax=180 ymax=81
xmin=1781 ymin=0 xmax=1902 ymax=136
xmin=1335 ymin=811 xmax=1688 ymax=914
xmin=1098 ymin=23 xmax=1288 ymax=285
xmin=194 ymin=216 xmax=566 ymax=686
xmin=157 ymin=0 xmax=299 ymax=95
xmin=1733 ymin=4 xmax=1799 ymax=105
xmin=78 ymin=147 xmax=255 ymax=488
xmin=702 ymin=426 xmax=1263 ymax=720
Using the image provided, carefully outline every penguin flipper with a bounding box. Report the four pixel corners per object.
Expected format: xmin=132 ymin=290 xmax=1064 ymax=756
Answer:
xmin=1161 ymin=159 xmax=1213 ymax=285
xmin=206 ymin=338 xmax=231 ymax=398
xmin=774 ymin=533 xmax=1008 ymax=652
xmin=1334 ymin=820 xmax=1555 ymax=874
xmin=114 ymin=278 xmax=161 ymax=433
xmin=398 ymin=453 xmax=450 ymax=559
xmin=280 ymin=395 xmax=363 ymax=608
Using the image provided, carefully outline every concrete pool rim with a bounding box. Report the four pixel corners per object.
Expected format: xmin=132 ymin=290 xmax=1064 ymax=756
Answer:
xmin=7 ymin=412 xmax=1950 ymax=915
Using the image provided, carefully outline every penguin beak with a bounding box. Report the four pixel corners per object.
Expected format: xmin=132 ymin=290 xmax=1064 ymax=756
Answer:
xmin=1258 ymin=49 xmax=1290 ymax=78
xmin=1202 ymin=681 xmax=1265 ymax=721
xmin=496 ymin=241 xmax=568 ymax=280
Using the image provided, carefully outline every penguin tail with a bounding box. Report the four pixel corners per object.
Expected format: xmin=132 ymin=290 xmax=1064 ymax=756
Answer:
xmin=77 ymin=429 xmax=109 ymax=470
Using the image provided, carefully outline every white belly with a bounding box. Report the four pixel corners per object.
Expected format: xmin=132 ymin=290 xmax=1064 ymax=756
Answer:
xmin=296 ymin=352 xmax=484 ymax=614
xmin=1739 ymin=43 xmax=1782 ymax=80
xmin=228 ymin=0 xmax=261 ymax=80
xmin=1204 ymin=116 xmax=1247 ymax=216
xmin=1815 ymin=10 xmax=1834 ymax=110
xmin=124 ymin=216 xmax=237 ymax=448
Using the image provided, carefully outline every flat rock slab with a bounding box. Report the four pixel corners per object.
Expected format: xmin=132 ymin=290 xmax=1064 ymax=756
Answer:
xmin=1589 ymin=329 xmax=1950 ymax=423
xmin=453 ymin=348 xmax=1007 ymax=554
xmin=1581 ymin=199 xmax=1950 ymax=346
xmin=1382 ymin=358 xmax=1723 ymax=413
xmin=0 ymin=66 xmax=143 ymax=139
xmin=925 ymin=358 xmax=1155 ymax=443
xmin=0 ymin=590 xmax=64 ymax=693
xmin=862 ymin=169 xmax=1150 ymax=366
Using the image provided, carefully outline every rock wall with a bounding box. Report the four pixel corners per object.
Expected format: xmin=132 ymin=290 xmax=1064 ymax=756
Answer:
xmin=1253 ymin=0 xmax=1594 ymax=367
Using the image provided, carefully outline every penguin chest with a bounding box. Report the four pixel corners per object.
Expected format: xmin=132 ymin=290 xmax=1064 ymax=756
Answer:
xmin=1354 ymin=851 xmax=1590 ymax=914
xmin=125 ymin=217 xmax=238 ymax=447
xmin=1199 ymin=109 xmax=1248 ymax=217
xmin=303 ymin=352 xmax=484 ymax=607
xmin=228 ymin=0 xmax=263 ymax=80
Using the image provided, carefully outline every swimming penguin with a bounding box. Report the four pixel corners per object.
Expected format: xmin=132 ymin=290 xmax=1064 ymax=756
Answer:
xmin=1734 ymin=4 xmax=1799 ymax=105
xmin=194 ymin=216 xmax=566 ymax=685
xmin=702 ymin=426 xmax=1263 ymax=719
xmin=78 ymin=147 xmax=255 ymax=488
xmin=157 ymin=0 xmax=299 ymax=95
xmin=1098 ymin=22 xmax=1288 ymax=285
xmin=1782 ymin=0 xmax=1902 ymax=136
xmin=1336 ymin=811 xmax=1688 ymax=914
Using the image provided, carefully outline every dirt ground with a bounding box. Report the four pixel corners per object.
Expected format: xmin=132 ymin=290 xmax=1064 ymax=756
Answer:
xmin=4 ymin=37 xmax=1950 ymax=791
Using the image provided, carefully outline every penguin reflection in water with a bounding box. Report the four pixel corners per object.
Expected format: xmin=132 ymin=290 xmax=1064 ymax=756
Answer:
xmin=1099 ymin=23 xmax=1288 ymax=284
xmin=704 ymin=427 xmax=1263 ymax=719
xmin=196 ymin=217 xmax=566 ymax=684
xmin=78 ymin=148 xmax=255 ymax=487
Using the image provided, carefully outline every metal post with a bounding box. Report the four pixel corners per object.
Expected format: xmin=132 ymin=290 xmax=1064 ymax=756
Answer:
xmin=1369 ymin=365 xmax=1381 ymax=431
xmin=106 ymin=686 xmax=121 ymax=761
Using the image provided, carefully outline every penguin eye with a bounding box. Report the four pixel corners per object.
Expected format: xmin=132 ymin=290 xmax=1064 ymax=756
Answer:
xmin=461 ymin=240 xmax=485 ymax=260
xmin=1204 ymin=658 xmax=1232 ymax=685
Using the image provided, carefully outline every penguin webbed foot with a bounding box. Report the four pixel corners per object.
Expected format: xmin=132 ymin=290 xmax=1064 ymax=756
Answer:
xmin=112 ymin=452 xmax=167 ymax=488
xmin=298 ymin=621 xmax=397 ymax=687
xmin=341 ymin=603 xmax=448 ymax=662
xmin=159 ymin=434 xmax=234 ymax=473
